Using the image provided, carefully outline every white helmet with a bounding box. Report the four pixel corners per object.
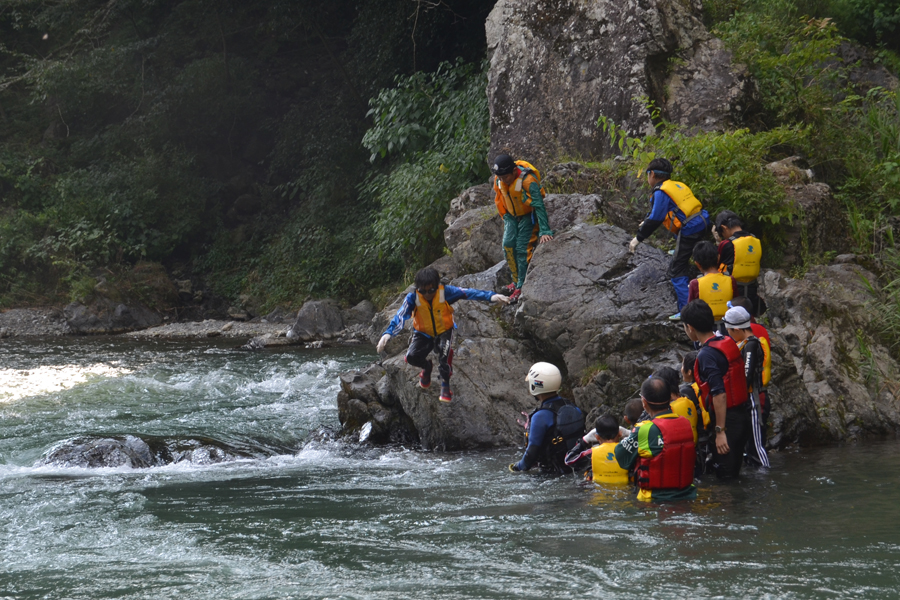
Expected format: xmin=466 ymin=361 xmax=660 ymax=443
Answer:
xmin=526 ymin=362 xmax=562 ymax=396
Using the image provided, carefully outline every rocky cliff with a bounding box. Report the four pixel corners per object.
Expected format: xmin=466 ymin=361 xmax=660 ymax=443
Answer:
xmin=485 ymin=0 xmax=756 ymax=161
xmin=337 ymin=168 xmax=900 ymax=450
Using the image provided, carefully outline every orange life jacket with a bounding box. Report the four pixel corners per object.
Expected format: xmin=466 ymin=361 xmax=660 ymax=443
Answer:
xmin=412 ymin=285 xmax=455 ymax=336
xmin=751 ymin=323 xmax=771 ymax=387
xmin=493 ymin=160 xmax=543 ymax=217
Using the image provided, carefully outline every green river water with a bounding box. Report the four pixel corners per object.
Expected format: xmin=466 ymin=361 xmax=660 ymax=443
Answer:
xmin=1 ymin=337 xmax=899 ymax=599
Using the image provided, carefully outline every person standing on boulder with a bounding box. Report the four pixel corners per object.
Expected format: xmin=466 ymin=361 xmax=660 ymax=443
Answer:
xmin=376 ymin=267 xmax=510 ymax=403
xmin=628 ymin=158 xmax=709 ymax=321
xmin=680 ymin=299 xmax=751 ymax=480
xmin=687 ymin=241 xmax=736 ymax=322
xmin=509 ymin=362 xmax=585 ymax=473
xmin=714 ymin=210 xmax=765 ymax=316
xmin=491 ymin=154 xmax=554 ymax=303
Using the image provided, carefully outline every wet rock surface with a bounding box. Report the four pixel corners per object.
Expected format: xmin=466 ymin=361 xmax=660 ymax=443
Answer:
xmin=39 ymin=434 xmax=285 ymax=468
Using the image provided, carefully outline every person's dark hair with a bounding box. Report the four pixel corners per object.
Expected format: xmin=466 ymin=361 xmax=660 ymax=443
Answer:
xmin=681 ymin=300 xmax=715 ymax=334
xmin=641 ymin=376 xmax=671 ymax=408
xmin=594 ymin=415 xmax=620 ymax=441
xmin=624 ymin=397 xmax=644 ymax=424
xmin=730 ymin=296 xmax=753 ymax=314
xmin=715 ymin=210 xmax=742 ymax=232
xmin=692 ymin=241 xmax=719 ymax=270
xmin=647 ymin=158 xmax=673 ymax=178
xmin=651 ymin=367 xmax=681 ymax=397
xmin=682 ymin=351 xmax=698 ymax=374
xmin=414 ymin=267 xmax=440 ymax=291
xmin=491 ymin=154 xmax=516 ymax=176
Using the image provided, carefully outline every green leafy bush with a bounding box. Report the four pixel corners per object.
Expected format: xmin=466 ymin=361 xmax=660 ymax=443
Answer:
xmin=598 ymin=116 xmax=805 ymax=229
xmin=362 ymin=60 xmax=490 ymax=265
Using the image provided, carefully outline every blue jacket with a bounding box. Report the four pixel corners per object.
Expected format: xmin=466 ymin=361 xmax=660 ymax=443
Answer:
xmin=637 ymin=188 xmax=710 ymax=241
xmin=382 ymin=285 xmax=494 ymax=338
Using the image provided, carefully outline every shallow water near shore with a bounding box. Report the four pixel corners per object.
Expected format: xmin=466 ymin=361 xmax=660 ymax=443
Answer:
xmin=1 ymin=337 xmax=899 ymax=599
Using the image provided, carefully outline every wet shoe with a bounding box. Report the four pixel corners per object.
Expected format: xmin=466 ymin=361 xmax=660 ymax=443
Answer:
xmin=503 ymin=282 xmax=517 ymax=292
xmin=418 ymin=362 xmax=433 ymax=389
xmin=439 ymin=383 xmax=452 ymax=403
xmin=668 ymin=312 xmax=682 ymax=321
xmin=508 ymin=289 xmax=522 ymax=304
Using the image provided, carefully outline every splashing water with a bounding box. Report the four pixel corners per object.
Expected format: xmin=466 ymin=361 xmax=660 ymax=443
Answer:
xmin=1 ymin=337 xmax=899 ymax=599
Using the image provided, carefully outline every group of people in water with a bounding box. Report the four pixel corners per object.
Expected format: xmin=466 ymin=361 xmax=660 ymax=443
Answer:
xmin=376 ymin=155 xmax=769 ymax=499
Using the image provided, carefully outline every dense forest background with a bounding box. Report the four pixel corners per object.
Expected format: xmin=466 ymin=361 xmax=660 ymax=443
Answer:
xmin=0 ymin=0 xmax=898 ymax=315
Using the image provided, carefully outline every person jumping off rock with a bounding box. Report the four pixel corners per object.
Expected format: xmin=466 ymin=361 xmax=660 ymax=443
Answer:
xmin=491 ymin=154 xmax=554 ymax=303
xmin=376 ymin=267 xmax=510 ymax=403
xmin=628 ymin=158 xmax=709 ymax=321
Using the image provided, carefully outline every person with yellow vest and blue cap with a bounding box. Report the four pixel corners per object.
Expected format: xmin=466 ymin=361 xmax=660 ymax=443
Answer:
xmin=491 ymin=154 xmax=554 ymax=303
xmin=628 ymin=158 xmax=709 ymax=321
xmin=376 ymin=267 xmax=510 ymax=402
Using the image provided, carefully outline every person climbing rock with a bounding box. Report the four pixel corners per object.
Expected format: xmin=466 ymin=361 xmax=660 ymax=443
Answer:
xmin=491 ymin=154 xmax=554 ymax=303
xmin=628 ymin=158 xmax=709 ymax=321
xmin=722 ymin=305 xmax=770 ymax=468
xmin=509 ymin=362 xmax=585 ymax=473
xmin=687 ymin=241 xmax=736 ymax=322
xmin=614 ymin=376 xmax=697 ymax=501
xmin=681 ymin=299 xmax=751 ymax=480
xmin=715 ymin=211 xmax=766 ymax=316
xmin=376 ymin=267 xmax=510 ymax=402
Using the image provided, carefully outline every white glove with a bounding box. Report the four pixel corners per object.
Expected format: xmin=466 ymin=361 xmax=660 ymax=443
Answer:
xmin=376 ymin=334 xmax=391 ymax=353
xmin=712 ymin=223 xmax=721 ymax=243
xmin=491 ymin=294 xmax=511 ymax=305
xmin=628 ymin=237 xmax=640 ymax=253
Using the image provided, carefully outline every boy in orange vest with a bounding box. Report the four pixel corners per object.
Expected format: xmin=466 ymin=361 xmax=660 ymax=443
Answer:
xmin=687 ymin=241 xmax=736 ymax=322
xmin=491 ymin=154 xmax=554 ymax=303
xmin=376 ymin=267 xmax=510 ymax=402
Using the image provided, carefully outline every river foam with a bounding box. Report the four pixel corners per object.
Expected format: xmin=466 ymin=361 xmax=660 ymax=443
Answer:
xmin=0 ymin=363 xmax=133 ymax=403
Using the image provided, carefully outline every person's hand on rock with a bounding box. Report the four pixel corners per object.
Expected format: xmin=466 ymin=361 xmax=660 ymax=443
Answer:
xmin=628 ymin=237 xmax=640 ymax=253
xmin=491 ymin=294 xmax=511 ymax=305
xmin=376 ymin=334 xmax=391 ymax=353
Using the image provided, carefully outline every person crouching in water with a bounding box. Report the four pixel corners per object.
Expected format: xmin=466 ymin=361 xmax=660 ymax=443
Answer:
xmin=614 ymin=377 xmax=697 ymax=501
xmin=564 ymin=414 xmax=630 ymax=483
xmin=376 ymin=267 xmax=510 ymax=402
xmin=509 ymin=362 xmax=585 ymax=473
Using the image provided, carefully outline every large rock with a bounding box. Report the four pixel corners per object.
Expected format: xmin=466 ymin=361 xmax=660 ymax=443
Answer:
xmin=486 ymin=0 xmax=754 ymax=161
xmin=65 ymin=299 xmax=162 ymax=334
xmin=287 ymin=299 xmax=344 ymax=342
xmin=517 ymin=223 xmax=677 ymax=376
xmin=766 ymin=156 xmax=849 ymax=266
xmin=762 ymin=265 xmax=900 ymax=443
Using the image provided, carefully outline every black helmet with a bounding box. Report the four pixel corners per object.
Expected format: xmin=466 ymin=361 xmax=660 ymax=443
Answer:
xmin=491 ymin=154 xmax=516 ymax=176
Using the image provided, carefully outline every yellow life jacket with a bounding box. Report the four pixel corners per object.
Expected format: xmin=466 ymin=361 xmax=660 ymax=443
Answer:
xmin=759 ymin=334 xmax=771 ymax=387
xmin=411 ymin=285 xmax=455 ymax=337
xmin=730 ymin=234 xmax=762 ymax=282
xmin=696 ymin=273 xmax=734 ymax=321
xmin=591 ymin=442 xmax=629 ymax=485
xmin=659 ymin=180 xmax=703 ymax=234
xmin=670 ymin=396 xmax=699 ymax=443
xmin=493 ymin=160 xmax=543 ymax=217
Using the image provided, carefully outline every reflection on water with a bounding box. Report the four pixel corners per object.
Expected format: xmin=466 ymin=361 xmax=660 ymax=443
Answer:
xmin=0 ymin=337 xmax=899 ymax=599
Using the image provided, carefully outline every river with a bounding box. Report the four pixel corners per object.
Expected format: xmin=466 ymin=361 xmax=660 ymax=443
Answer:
xmin=1 ymin=337 xmax=898 ymax=599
